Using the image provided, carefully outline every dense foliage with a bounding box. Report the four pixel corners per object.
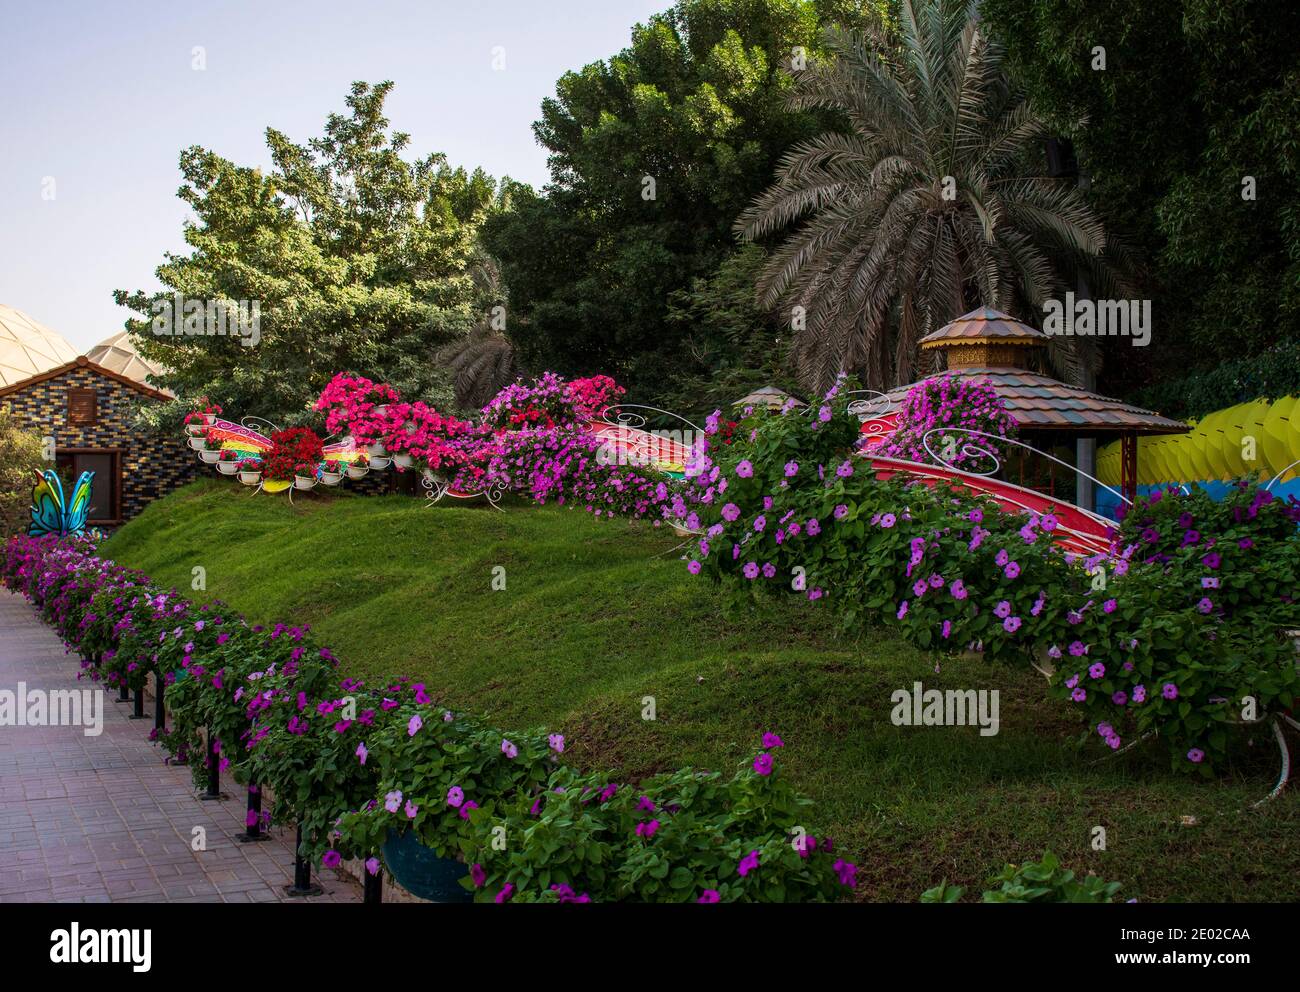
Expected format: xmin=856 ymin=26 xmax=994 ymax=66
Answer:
xmin=980 ymin=0 xmax=1300 ymax=400
xmin=0 ymin=411 xmax=45 ymax=537
xmin=114 ymin=81 xmax=504 ymax=424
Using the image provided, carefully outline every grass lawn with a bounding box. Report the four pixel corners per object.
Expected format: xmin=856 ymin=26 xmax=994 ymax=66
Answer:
xmin=106 ymin=479 xmax=1300 ymax=902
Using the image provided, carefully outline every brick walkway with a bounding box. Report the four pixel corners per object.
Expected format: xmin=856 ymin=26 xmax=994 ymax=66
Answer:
xmin=0 ymin=590 xmax=360 ymax=903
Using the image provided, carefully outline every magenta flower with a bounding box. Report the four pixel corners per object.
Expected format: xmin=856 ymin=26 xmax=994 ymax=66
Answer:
xmin=384 ymin=790 xmax=403 ymax=813
xmin=1202 ymin=552 xmax=1221 ymax=569
xmin=994 ymin=600 xmax=1012 ymax=618
xmin=635 ymin=819 xmax=660 ymax=839
xmin=736 ymin=460 xmax=753 ymax=478
xmin=1112 ymin=691 xmax=1127 ymax=705
xmin=784 ymin=461 xmax=799 ymax=477
xmin=1197 ymin=597 xmax=1213 ymax=614
xmin=447 ymin=786 xmax=464 ymax=808
xmin=356 ymin=742 xmax=368 ymax=765
xmin=404 ymin=799 xmax=418 ymax=819
xmin=834 ymin=504 xmax=849 ymax=520
xmin=880 ymin=513 xmax=896 ymax=529
xmin=1162 ymin=683 xmax=1179 ymax=700
xmin=1103 ymin=599 xmax=1117 ymax=614
xmin=687 ymin=560 xmax=702 ymax=575
xmin=697 ymin=889 xmax=721 ymax=903
xmin=366 ymin=857 xmax=380 ymax=877
xmin=1071 ymin=687 xmax=1087 ymax=702
xmin=1187 ymin=748 xmax=1205 ymax=763
xmin=1003 ymin=616 xmax=1021 ymax=633
xmin=494 ymin=883 xmax=515 ymax=904
xmin=1088 ymin=662 xmax=1106 ymax=679
xmin=1040 ymin=514 xmax=1058 ymax=532
xmin=1132 ymin=685 xmax=1146 ymax=703
xmin=743 ymin=562 xmax=760 ymax=579
xmin=322 ymin=850 xmax=342 ymax=868
xmin=407 ymin=714 xmax=423 ymax=737
xmin=737 ymin=850 xmax=760 ymax=877
xmin=836 ymin=460 xmax=853 ymax=478
xmin=950 ymin=579 xmax=967 ymax=600
xmin=897 ymin=600 xmax=909 ymax=620
xmin=636 ymin=795 xmax=655 ymax=812
xmin=501 ymin=738 xmax=518 ymax=759
xmin=1004 ymin=561 xmax=1020 ymax=579
xmin=548 ymin=733 xmax=565 ymax=753
xmin=470 ymin=863 xmax=487 ymax=887
xmin=762 ymin=732 xmax=784 ymax=749
xmin=832 ymin=858 xmax=857 ymax=887
xmin=753 ymin=753 xmax=774 ymax=776
xmin=721 ymin=503 xmax=740 ymax=522
xmin=1068 ymin=640 xmax=1089 ymax=657
xmin=459 ymin=801 xmax=479 ymax=820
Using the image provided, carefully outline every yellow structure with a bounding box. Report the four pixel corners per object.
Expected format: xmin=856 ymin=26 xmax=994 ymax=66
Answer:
xmin=1098 ymin=395 xmax=1300 ymax=485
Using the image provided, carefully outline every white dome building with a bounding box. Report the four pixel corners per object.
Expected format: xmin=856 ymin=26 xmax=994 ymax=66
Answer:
xmin=84 ymin=330 xmax=171 ymax=394
xmin=0 ymin=304 xmax=80 ymax=388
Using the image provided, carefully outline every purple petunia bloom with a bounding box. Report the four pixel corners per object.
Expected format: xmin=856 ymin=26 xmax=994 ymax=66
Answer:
xmin=698 ymin=889 xmax=721 ymax=903
xmin=736 ymin=460 xmax=753 ymax=478
xmin=1003 ymin=616 xmax=1022 ymax=633
xmin=743 ymin=562 xmax=760 ymax=579
xmin=322 ymin=850 xmax=342 ymax=868
xmin=753 ymin=753 xmax=774 ymax=776
xmin=407 ymin=714 xmax=423 ymax=737
xmin=1162 ymin=683 xmax=1178 ymax=700
xmin=784 ymin=461 xmax=799 ymax=477
xmin=501 ymin=739 xmax=518 ymax=759
xmin=762 ymin=732 xmax=784 ymax=749
xmin=737 ymin=850 xmax=760 ymax=877
xmin=1132 ymin=685 xmax=1146 ymax=704
xmin=1088 ymin=662 xmax=1106 ymax=680
xmin=549 ymin=733 xmax=565 ymax=753
xmin=356 ymin=742 xmax=367 ymax=765
xmin=1112 ymin=691 xmax=1128 ymax=705
xmin=1004 ymin=561 xmax=1020 ymax=579
xmin=834 ymin=504 xmax=849 ymax=520
xmin=880 ymin=513 xmax=896 ymax=529
xmin=1197 ymin=597 xmax=1213 ymax=614
xmin=470 ymin=863 xmax=487 ymax=887
xmin=384 ymin=790 xmax=403 ymax=813
xmin=1071 ymin=688 xmax=1087 ymax=702
xmin=994 ymin=600 xmax=1012 ymax=619
xmin=1187 ymin=748 xmax=1205 ymax=763
xmin=447 ymin=786 xmax=464 ymax=808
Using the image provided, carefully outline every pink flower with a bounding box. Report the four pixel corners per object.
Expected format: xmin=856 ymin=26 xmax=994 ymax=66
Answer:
xmin=753 ymin=753 xmax=774 ymax=776
xmin=737 ymin=850 xmax=760 ymax=877
xmin=697 ymin=889 xmax=721 ymax=903
xmin=762 ymin=732 xmax=784 ymax=749
xmin=501 ymin=739 xmax=518 ymax=759
xmin=470 ymin=863 xmax=487 ymax=887
xmin=447 ymin=786 xmax=464 ymax=808
xmin=407 ymin=714 xmax=423 ymax=737
xmin=384 ymin=790 xmax=403 ymax=813
xmin=356 ymin=742 xmax=367 ymax=765
xmin=548 ymin=733 xmax=565 ymax=753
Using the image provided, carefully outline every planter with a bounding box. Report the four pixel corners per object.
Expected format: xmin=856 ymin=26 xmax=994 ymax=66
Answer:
xmin=366 ymin=442 xmax=388 ymax=457
xmin=216 ymin=461 xmax=239 ymax=476
xmin=320 ymin=471 xmax=343 ymax=486
xmin=293 ymin=475 xmax=317 ymax=490
xmin=203 ymin=414 xmax=217 ymax=426
xmin=198 ymin=449 xmax=221 ymax=464
xmin=391 ymin=453 xmax=413 ymax=469
xmin=238 ymin=471 xmax=262 ymax=486
xmin=372 ymin=404 xmax=390 ymax=418
xmin=346 ymin=464 xmax=369 ymax=480
xmin=369 ymin=455 xmax=392 ymax=470
xmin=187 ymin=436 xmax=208 ymax=451
xmin=380 ymin=828 xmax=473 ymax=903
xmin=185 ymin=423 xmax=205 ymax=437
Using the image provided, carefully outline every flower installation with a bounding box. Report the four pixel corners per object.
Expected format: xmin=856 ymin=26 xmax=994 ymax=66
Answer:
xmin=0 ymin=532 xmax=856 ymax=904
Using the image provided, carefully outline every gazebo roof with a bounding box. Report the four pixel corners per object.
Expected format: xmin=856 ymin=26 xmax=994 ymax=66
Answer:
xmin=733 ymin=385 xmax=805 ymax=410
xmin=888 ymin=307 xmax=1187 ymax=436
xmin=84 ymin=330 xmax=173 ymax=395
xmin=0 ymin=304 xmax=80 ymax=387
xmin=878 ymin=368 xmax=1186 ymax=434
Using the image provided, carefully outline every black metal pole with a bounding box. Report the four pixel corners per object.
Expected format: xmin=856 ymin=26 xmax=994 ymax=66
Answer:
xmin=117 ymin=681 xmax=129 ymax=701
xmin=364 ymin=864 xmax=383 ymax=904
xmin=239 ymin=783 xmax=268 ymax=843
xmin=131 ymin=685 xmax=145 ymax=720
xmin=154 ymin=671 xmax=165 ymax=729
xmin=284 ymin=824 xmax=322 ymax=897
xmin=200 ymin=730 xmax=221 ymax=800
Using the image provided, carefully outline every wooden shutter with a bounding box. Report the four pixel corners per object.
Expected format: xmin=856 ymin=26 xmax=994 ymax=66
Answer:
xmin=68 ymin=388 xmax=98 ymax=425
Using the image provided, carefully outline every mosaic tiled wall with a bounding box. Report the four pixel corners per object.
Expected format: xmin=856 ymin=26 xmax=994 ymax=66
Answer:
xmin=0 ymin=366 xmax=196 ymax=522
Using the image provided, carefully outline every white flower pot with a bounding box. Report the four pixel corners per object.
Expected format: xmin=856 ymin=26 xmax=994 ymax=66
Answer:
xmin=372 ymin=404 xmax=390 ymax=417
xmin=238 ymin=471 xmax=262 ymax=486
xmin=203 ymin=414 xmax=217 ymax=426
xmin=366 ymin=442 xmax=387 ymax=457
xmin=392 ymin=453 xmax=413 ymax=469
xmin=188 ymin=436 xmax=208 ymax=451
xmin=294 ymin=475 xmax=317 ymax=490
xmin=185 ymin=423 xmax=205 ymax=437
xmin=198 ymin=449 xmax=221 ymax=464
xmin=346 ymin=464 xmax=369 ymax=480
xmin=369 ymin=455 xmax=391 ymax=470
xmin=320 ymin=471 xmax=343 ymax=486
xmin=216 ymin=461 xmax=239 ymax=475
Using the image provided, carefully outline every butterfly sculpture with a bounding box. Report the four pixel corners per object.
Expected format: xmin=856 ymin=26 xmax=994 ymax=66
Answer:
xmin=190 ymin=417 xmax=367 ymax=493
xmin=28 ymin=469 xmax=95 ymax=537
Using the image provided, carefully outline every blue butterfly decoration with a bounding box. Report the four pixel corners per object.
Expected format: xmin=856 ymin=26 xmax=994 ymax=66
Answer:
xmin=28 ymin=469 xmax=96 ymax=538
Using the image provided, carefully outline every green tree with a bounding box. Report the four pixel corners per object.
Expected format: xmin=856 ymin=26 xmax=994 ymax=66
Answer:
xmin=738 ymin=0 xmax=1129 ymax=392
xmin=0 ymin=412 xmax=45 ymax=536
xmin=116 ymin=81 xmax=503 ymax=422
xmin=979 ymin=0 xmax=1300 ymax=403
xmin=482 ymin=0 xmax=891 ymax=405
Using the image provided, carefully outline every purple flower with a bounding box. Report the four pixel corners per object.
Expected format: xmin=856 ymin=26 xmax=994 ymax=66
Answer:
xmin=968 ymin=509 xmax=983 ymax=523
xmin=753 ymin=515 xmax=766 ymax=532
xmin=1132 ymin=685 xmax=1146 ymax=703
xmin=1004 ymin=561 xmax=1020 ymax=579
xmin=697 ymin=889 xmax=721 ymax=903
xmin=447 ymin=786 xmax=464 ymax=808
xmin=366 ymin=857 xmax=381 ymax=877
xmin=459 ymin=801 xmax=479 ymax=820
xmin=1187 ymin=748 xmax=1205 ymax=764
xmin=1162 ymin=683 xmax=1178 ymax=700
xmin=1003 ymin=616 xmax=1022 ymax=633
xmin=836 ymin=460 xmax=853 ymax=478
xmin=949 ymin=579 xmax=967 ymax=600
xmin=1088 ymin=663 xmax=1106 ymax=680
xmin=1111 ymin=691 xmax=1128 ymax=705
xmin=356 ymin=742 xmax=368 ymax=765
xmin=1068 ymin=641 xmax=1089 ymax=657
xmin=806 ymin=518 xmax=821 ymax=536
xmin=404 ymin=799 xmax=419 ymax=819
xmin=1103 ymin=599 xmax=1117 ymax=614
xmin=897 ymin=600 xmax=909 ymax=620
xmin=635 ymin=819 xmax=660 ymax=838
xmin=994 ymin=600 xmax=1012 ymax=619
xmin=995 ymin=549 xmax=1010 ymax=567
xmin=548 ymin=733 xmax=565 ymax=753
xmin=743 ymin=562 xmax=760 ymax=580
xmin=495 ymin=883 xmax=515 ymax=903
xmin=470 ymin=863 xmax=486 ymax=887
xmin=736 ymin=460 xmax=753 ymax=478
xmin=1040 ymin=514 xmax=1058 ymax=532
xmin=880 ymin=513 xmax=896 ymax=529
xmin=737 ymin=850 xmax=760 ymax=877
xmin=721 ymin=503 xmax=740 ymax=522
xmin=687 ymin=560 xmax=702 ymax=575
xmin=501 ymin=739 xmax=518 ymax=759
xmin=1202 ymin=552 xmax=1221 ymax=569
xmin=384 ymin=790 xmax=403 ymax=813
xmin=762 ymin=732 xmax=784 ymax=749
xmin=1197 ymin=597 xmax=1213 ymax=614
xmin=784 ymin=461 xmax=799 ymax=477
xmin=753 ymin=753 xmax=774 ymax=776
xmin=1071 ymin=687 xmax=1087 ymax=702
xmin=832 ymin=859 xmax=857 ymax=887
xmin=834 ymin=504 xmax=849 ymax=520
xmin=1201 ymin=576 xmax=1219 ymax=589
xmin=322 ymin=850 xmax=342 ymax=868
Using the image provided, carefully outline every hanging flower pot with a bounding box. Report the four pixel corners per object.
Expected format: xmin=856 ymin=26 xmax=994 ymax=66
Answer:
xmin=198 ymin=449 xmax=221 ymax=464
xmin=380 ymin=828 xmax=473 ymax=903
xmin=367 ymin=441 xmax=388 ymax=457
xmin=369 ymin=455 xmax=392 ymax=470
xmin=238 ymin=470 xmax=262 ymax=486
xmin=188 ymin=436 xmax=208 ymax=451
xmin=294 ymin=474 xmax=317 ymax=490
xmin=346 ymin=463 xmax=369 ymax=480
xmin=216 ymin=460 xmax=239 ymax=476
xmin=391 ymin=453 xmax=413 ymax=469
xmin=373 ymin=404 xmax=390 ymax=418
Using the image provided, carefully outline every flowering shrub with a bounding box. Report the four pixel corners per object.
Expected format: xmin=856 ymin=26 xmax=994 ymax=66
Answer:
xmin=1 ymin=533 xmax=850 ymax=903
xmin=263 ymin=427 xmax=324 ymax=482
xmin=922 ymin=850 xmax=1123 ymax=903
xmin=481 ymin=372 xmax=577 ymax=431
xmin=564 ymin=374 xmax=625 ymax=420
xmin=877 ymin=373 xmax=1017 ymax=468
xmin=182 ymin=396 xmax=223 ymax=427
xmin=487 ymin=428 xmax=684 ymax=521
xmin=678 ymin=377 xmax=1300 ymax=773
xmin=314 ymin=372 xmax=399 ymax=444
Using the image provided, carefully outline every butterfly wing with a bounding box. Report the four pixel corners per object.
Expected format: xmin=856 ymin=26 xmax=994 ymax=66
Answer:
xmin=209 ymin=418 xmax=273 ymax=457
xmin=27 ymin=470 xmax=66 ymax=537
xmin=63 ymin=471 xmax=96 ymax=534
xmin=322 ymin=437 xmax=367 ymax=467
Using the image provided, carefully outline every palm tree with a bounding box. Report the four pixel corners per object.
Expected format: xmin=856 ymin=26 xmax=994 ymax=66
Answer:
xmin=737 ymin=0 xmax=1132 ymax=392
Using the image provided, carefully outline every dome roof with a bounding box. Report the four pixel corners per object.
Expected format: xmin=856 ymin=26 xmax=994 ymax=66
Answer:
xmin=0 ymin=304 xmax=80 ymax=388
xmin=84 ymin=330 xmax=170 ymax=392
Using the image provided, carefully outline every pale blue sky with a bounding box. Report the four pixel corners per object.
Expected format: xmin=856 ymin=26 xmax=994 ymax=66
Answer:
xmin=0 ymin=0 xmax=667 ymax=351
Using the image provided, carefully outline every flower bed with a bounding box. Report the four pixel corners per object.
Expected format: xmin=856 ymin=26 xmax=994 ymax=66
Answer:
xmin=678 ymin=376 xmax=1300 ymax=772
xmin=0 ymin=532 xmax=855 ymax=903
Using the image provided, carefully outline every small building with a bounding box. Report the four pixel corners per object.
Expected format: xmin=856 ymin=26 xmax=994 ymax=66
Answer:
xmin=0 ymin=310 xmax=193 ymax=526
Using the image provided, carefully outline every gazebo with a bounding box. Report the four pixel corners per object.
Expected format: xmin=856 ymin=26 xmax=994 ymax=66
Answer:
xmin=874 ymin=307 xmax=1187 ymax=508
xmin=733 ymin=385 xmax=805 ymax=412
